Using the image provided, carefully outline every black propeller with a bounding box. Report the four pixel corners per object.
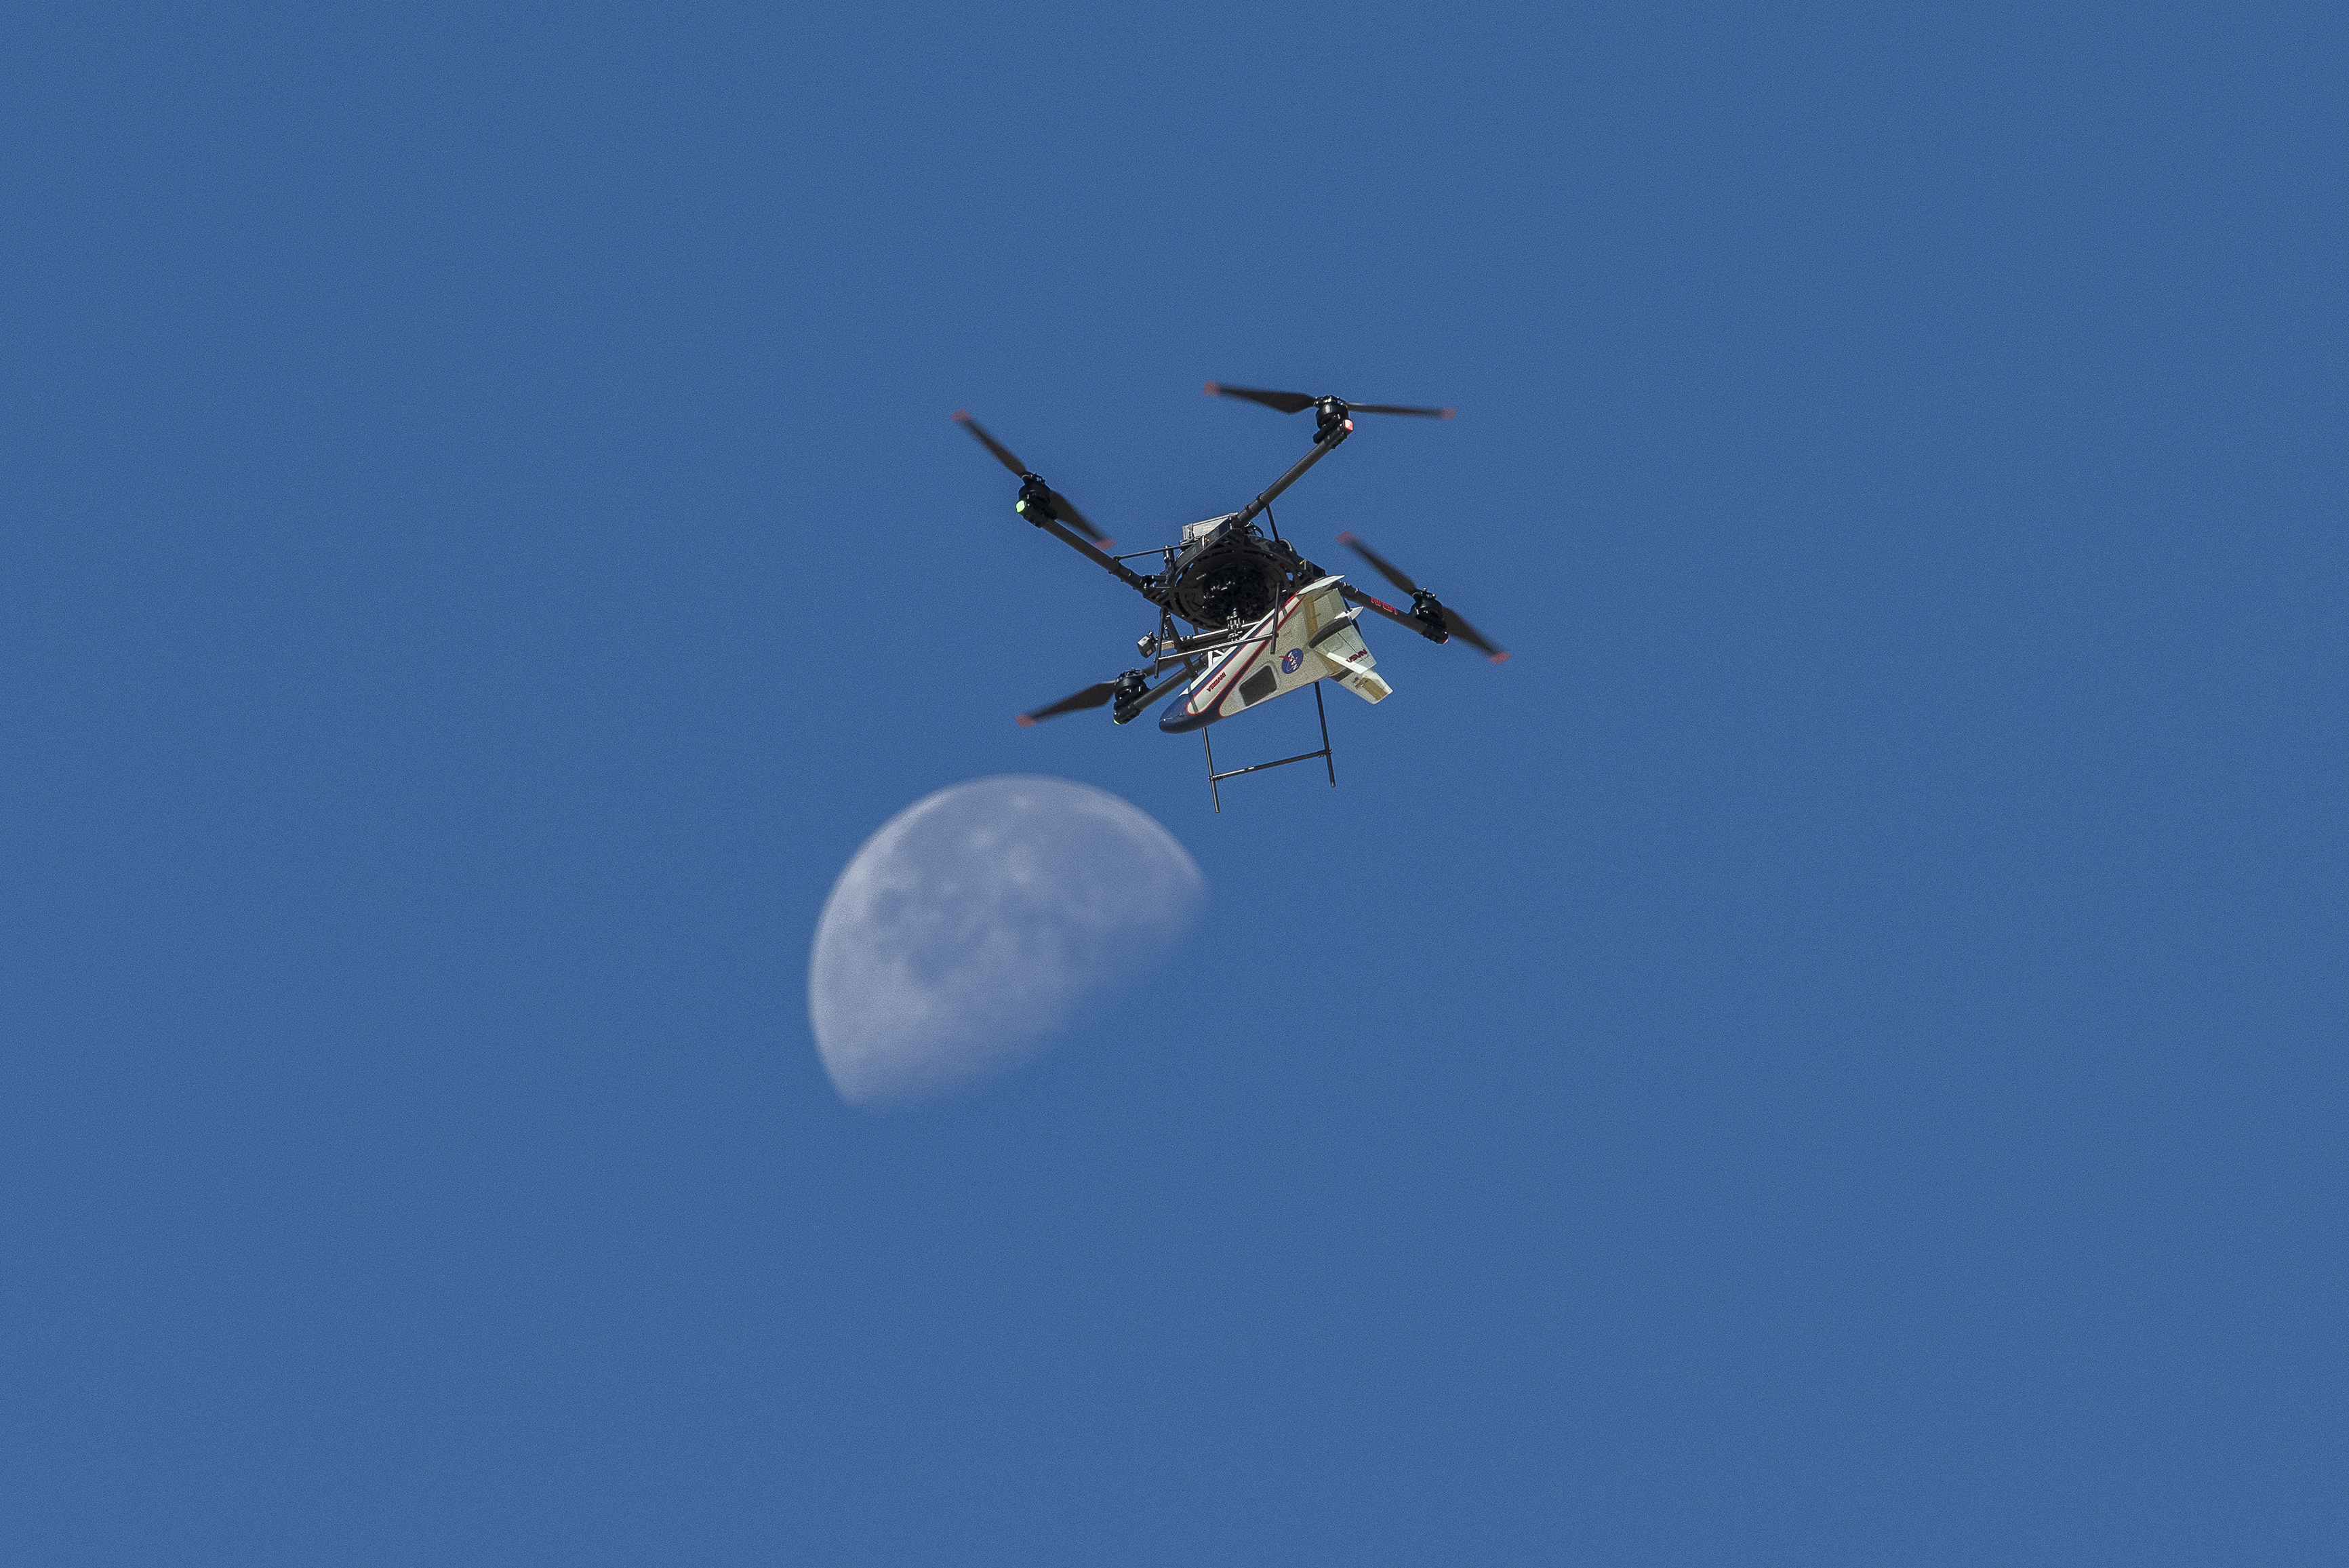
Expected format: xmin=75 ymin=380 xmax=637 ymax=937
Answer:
xmin=1205 ymin=382 xmax=1455 ymax=420
xmin=1336 ymin=530 xmax=1510 ymax=663
xmin=1018 ymin=661 xmax=1194 ymax=727
xmin=1016 ymin=679 xmax=1119 ymax=727
xmin=952 ymin=411 xmax=1111 ymax=545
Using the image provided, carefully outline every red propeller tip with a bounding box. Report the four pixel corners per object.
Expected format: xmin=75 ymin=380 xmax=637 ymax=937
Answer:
xmin=1096 ymin=539 xmax=1117 ymax=552
xmin=1441 ymin=408 xmax=1456 ymax=419
xmin=952 ymin=409 xmax=970 ymax=422
xmin=1015 ymin=715 xmax=1037 ymax=727
xmin=1336 ymin=530 xmax=1357 ymax=544
xmin=1202 ymin=382 xmax=1220 ymax=396
xmin=1488 ymin=651 xmax=1511 ymax=664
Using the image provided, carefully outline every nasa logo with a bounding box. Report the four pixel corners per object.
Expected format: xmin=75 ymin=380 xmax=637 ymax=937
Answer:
xmin=1279 ymin=648 xmax=1306 ymax=675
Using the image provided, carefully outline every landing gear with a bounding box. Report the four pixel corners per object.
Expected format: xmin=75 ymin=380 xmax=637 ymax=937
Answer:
xmin=1201 ymin=680 xmax=1336 ymax=812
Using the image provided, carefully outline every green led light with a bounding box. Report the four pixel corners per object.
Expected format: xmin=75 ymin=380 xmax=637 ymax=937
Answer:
xmin=1014 ymin=501 xmax=1027 ymax=513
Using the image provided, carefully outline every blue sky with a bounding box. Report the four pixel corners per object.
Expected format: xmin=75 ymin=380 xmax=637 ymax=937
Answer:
xmin=3 ymin=3 xmax=2343 ymax=1563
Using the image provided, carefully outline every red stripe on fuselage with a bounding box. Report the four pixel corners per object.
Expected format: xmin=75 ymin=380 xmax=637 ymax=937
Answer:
xmin=1184 ymin=592 xmax=1312 ymax=715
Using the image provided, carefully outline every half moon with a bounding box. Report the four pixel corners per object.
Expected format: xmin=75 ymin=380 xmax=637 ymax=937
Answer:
xmin=807 ymin=775 xmax=1205 ymax=1106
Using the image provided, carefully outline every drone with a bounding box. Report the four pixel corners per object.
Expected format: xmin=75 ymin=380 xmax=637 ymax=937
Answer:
xmin=954 ymin=382 xmax=1507 ymax=807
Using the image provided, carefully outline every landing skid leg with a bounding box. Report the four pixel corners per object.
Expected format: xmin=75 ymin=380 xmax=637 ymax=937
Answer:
xmin=1200 ymin=681 xmax=1339 ymax=810
xmin=1314 ymin=681 xmax=1336 ymax=786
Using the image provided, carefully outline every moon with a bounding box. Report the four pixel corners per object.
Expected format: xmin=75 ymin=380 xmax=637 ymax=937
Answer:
xmin=808 ymin=775 xmax=1205 ymax=1107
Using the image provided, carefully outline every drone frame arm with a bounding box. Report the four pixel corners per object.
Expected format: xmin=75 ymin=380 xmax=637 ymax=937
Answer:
xmin=1339 ymin=582 xmax=1449 ymax=644
xmin=1030 ymin=511 xmax=1159 ymax=596
xmin=1229 ymin=423 xmax=1350 ymax=534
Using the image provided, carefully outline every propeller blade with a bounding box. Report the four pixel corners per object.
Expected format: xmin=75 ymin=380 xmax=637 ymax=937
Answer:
xmin=1206 ymin=385 xmax=1455 ymax=419
xmin=1203 ymin=382 xmax=1317 ymax=415
xmin=1045 ymin=489 xmax=1108 ymax=546
xmin=952 ymin=409 xmax=1028 ymax=476
xmin=1334 ymin=531 xmax=1421 ymax=596
xmin=952 ymin=411 xmax=1109 ymax=544
xmin=1016 ymin=680 xmax=1118 ymax=727
xmin=1336 ymin=532 xmax=1507 ymax=662
xmin=1436 ymin=606 xmax=1510 ymax=663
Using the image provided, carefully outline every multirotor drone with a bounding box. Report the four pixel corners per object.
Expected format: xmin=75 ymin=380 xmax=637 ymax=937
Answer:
xmin=954 ymin=382 xmax=1507 ymax=807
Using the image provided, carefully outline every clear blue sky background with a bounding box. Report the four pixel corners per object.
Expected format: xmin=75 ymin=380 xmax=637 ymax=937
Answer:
xmin=5 ymin=4 xmax=2342 ymax=1563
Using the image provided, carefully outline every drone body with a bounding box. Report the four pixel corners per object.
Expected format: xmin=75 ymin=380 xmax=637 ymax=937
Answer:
xmin=954 ymin=384 xmax=1506 ymax=802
